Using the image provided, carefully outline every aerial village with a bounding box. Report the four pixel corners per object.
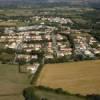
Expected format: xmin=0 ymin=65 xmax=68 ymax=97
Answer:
xmin=0 ymin=16 xmax=100 ymax=74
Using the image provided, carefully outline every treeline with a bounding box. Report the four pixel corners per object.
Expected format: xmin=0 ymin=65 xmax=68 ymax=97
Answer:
xmin=23 ymin=86 xmax=100 ymax=100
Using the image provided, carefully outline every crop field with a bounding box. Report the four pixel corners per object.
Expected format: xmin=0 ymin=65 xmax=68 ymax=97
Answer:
xmin=0 ymin=64 xmax=29 ymax=100
xmin=36 ymin=60 xmax=100 ymax=95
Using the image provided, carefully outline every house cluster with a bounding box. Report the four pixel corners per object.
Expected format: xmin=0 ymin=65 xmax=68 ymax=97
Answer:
xmin=0 ymin=20 xmax=100 ymax=73
xmin=17 ymin=54 xmax=35 ymax=62
xmin=89 ymin=36 xmax=100 ymax=56
xmin=32 ymin=16 xmax=73 ymax=24
xmin=51 ymin=33 xmax=72 ymax=58
xmin=22 ymin=43 xmax=42 ymax=53
xmin=17 ymin=25 xmax=47 ymax=31
xmin=72 ymin=33 xmax=100 ymax=59
xmin=48 ymin=32 xmax=73 ymax=59
xmin=45 ymin=42 xmax=54 ymax=60
xmin=0 ymin=35 xmax=22 ymax=49
xmin=57 ymin=41 xmax=72 ymax=58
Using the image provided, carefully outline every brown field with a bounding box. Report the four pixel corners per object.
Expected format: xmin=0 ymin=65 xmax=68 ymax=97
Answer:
xmin=36 ymin=60 xmax=100 ymax=95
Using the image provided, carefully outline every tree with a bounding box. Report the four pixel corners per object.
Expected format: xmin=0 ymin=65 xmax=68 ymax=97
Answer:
xmin=23 ymin=87 xmax=39 ymax=100
xmin=16 ymin=58 xmax=26 ymax=73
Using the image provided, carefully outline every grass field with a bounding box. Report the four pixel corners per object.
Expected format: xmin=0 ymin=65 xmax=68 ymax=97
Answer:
xmin=34 ymin=89 xmax=86 ymax=100
xmin=36 ymin=60 xmax=100 ymax=95
xmin=0 ymin=64 xmax=30 ymax=100
xmin=0 ymin=22 xmax=16 ymax=27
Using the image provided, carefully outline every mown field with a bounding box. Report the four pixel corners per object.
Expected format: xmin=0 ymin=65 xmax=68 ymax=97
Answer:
xmin=36 ymin=60 xmax=100 ymax=95
xmin=0 ymin=64 xmax=30 ymax=100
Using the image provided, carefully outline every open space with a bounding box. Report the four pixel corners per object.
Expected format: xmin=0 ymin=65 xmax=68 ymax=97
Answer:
xmin=0 ymin=64 xmax=30 ymax=100
xmin=36 ymin=60 xmax=100 ymax=95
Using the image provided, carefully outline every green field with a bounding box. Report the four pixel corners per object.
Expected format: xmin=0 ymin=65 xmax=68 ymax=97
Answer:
xmin=0 ymin=64 xmax=30 ymax=100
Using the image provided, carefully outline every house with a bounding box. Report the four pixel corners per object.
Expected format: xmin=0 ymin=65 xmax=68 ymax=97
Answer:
xmin=27 ymin=63 xmax=40 ymax=74
xmin=45 ymin=54 xmax=54 ymax=59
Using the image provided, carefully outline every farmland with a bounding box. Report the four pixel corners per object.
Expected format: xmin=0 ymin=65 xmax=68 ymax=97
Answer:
xmin=36 ymin=60 xmax=100 ymax=95
xmin=0 ymin=64 xmax=30 ymax=100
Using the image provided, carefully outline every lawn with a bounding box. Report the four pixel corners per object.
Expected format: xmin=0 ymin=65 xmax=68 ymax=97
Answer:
xmin=0 ymin=64 xmax=30 ymax=100
xmin=36 ymin=60 xmax=100 ymax=95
